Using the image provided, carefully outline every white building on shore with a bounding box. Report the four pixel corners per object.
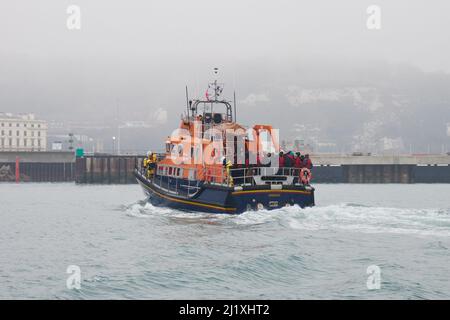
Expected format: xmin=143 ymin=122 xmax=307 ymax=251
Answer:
xmin=0 ymin=113 xmax=48 ymax=152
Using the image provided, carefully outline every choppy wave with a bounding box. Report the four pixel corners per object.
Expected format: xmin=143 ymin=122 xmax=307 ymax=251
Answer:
xmin=4 ymin=184 xmax=450 ymax=300
xmin=122 ymin=201 xmax=174 ymax=218
xmin=57 ymin=201 xmax=449 ymax=300
xmin=123 ymin=201 xmax=450 ymax=237
xmin=287 ymin=204 xmax=450 ymax=237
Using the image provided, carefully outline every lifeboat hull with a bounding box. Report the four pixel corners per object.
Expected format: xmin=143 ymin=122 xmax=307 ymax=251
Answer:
xmin=135 ymin=170 xmax=314 ymax=214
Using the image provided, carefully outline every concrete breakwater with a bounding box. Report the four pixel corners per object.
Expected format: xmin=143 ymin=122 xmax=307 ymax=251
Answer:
xmin=74 ymin=155 xmax=143 ymax=184
xmin=1 ymin=152 xmax=450 ymax=183
xmin=74 ymin=153 xmax=450 ymax=184
xmin=311 ymin=154 xmax=450 ymax=183
xmin=0 ymin=151 xmax=75 ymax=182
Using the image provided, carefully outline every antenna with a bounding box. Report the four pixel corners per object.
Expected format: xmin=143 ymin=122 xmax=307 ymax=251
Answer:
xmin=185 ymin=86 xmax=189 ymax=118
xmin=213 ymin=68 xmax=219 ymax=101
xmin=233 ymin=91 xmax=237 ymax=122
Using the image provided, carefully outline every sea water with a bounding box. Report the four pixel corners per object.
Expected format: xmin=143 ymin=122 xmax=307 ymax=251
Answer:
xmin=0 ymin=183 xmax=449 ymax=299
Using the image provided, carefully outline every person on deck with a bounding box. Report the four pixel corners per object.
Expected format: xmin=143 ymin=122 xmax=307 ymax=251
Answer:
xmin=277 ymin=151 xmax=285 ymax=175
xmin=223 ymin=158 xmax=234 ymax=186
xmin=143 ymin=151 xmax=156 ymax=178
xmin=300 ymin=154 xmax=306 ymax=168
xmin=294 ymin=152 xmax=303 ymax=176
xmin=143 ymin=153 xmax=150 ymax=173
xmin=304 ymin=154 xmax=313 ymax=170
xmin=294 ymin=152 xmax=303 ymax=168
xmin=285 ymin=151 xmax=295 ymax=168
xmin=278 ymin=151 xmax=285 ymax=167
xmin=149 ymin=152 xmax=157 ymax=178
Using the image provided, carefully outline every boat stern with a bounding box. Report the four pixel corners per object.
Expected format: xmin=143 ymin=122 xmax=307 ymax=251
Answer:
xmin=230 ymin=184 xmax=315 ymax=213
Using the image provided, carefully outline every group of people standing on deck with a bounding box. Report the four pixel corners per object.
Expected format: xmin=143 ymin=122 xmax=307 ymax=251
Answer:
xmin=228 ymin=149 xmax=313 ymax=185
xmin=237 ymin=150 xmax=312 ymax=169
xmin=278 ymin=151 xmax=312 ymax=169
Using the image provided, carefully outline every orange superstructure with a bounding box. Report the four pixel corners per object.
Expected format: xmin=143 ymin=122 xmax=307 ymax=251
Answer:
xmin=134 ymin=77 xmax=315 ymax=214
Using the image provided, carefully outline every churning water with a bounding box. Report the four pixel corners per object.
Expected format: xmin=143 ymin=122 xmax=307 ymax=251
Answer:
xmin=0 ymin=183 xmax=449 ymax=299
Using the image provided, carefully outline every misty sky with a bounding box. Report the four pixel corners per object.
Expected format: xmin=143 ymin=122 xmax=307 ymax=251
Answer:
xmin=2 ymin=1 xmax=450 ymax=69
xmin=0 ymin=0 xmax=449 ymax=129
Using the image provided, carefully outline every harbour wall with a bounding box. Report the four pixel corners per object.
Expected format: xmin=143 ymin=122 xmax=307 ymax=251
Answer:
xmin=74 ymin=154 xmax=450 ymax=184
xmin=74 ymin=155 xmax=144 ymax=184
xmin=311 ymin=154 xmax=450 ymax=183
xmin=0 ymin=151 xmax=75 ymax=182
xmin=312 ymin=164 xmax=450 ymax=183
xmin=1 ymin=152 xmax=450 ymax=183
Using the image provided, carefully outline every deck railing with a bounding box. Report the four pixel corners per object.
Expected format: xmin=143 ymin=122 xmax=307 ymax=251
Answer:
xmin=200 ymin=166 xmax=302 ymax=187
xmin=138 ymin=159 xmax=306 ymax=190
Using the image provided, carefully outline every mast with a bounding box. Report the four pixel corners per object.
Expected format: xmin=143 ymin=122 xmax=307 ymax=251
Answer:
xmin=191 ymin=68 xmax=234 ymax=122
xmin=233 ymin=91 xmax=237 ymax=123
xmin=212 ymin=68 xmax=219 ymax=115
xmin=185 ymin=86 xmax=189 ymax=118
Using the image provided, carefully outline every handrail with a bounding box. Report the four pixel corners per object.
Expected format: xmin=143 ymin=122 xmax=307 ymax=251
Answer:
xmin=200 ymin=166 xmax=304 ymax=187
xmin=138 ymin=159 xmax=309 ymax=188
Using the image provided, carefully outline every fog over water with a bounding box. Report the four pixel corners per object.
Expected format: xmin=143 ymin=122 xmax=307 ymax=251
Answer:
xmin=1 ymin=1 xmax=450 ymax=152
